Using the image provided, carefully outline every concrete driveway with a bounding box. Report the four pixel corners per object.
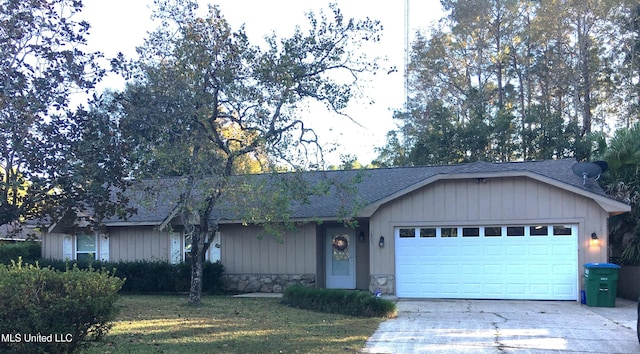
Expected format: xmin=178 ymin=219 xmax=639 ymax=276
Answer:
xmin=363 ymin=298 xmax=638 ymax=353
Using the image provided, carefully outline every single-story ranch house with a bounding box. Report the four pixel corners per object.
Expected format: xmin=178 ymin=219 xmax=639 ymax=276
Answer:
xmin=40 ymin=159 xmax=630 ymax=300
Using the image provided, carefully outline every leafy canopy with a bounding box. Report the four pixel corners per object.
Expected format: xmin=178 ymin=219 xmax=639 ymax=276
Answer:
xmin=109 ymin=0 xmax=383 ymax=304
xmin=0 ymin=0 xmax=131 ymax=228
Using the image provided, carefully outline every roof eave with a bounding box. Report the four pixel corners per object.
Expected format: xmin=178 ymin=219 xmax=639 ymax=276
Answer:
xmin=102 ymin=221 xmax=164 ymax=227
xmin=216 ymin=216 xmax=338 ymax=225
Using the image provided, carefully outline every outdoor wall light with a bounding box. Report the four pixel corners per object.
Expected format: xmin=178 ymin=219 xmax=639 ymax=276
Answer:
xmin=379 ymin=236 xmax=385 ymax=247
xmin=358 ymin=231 xmax=365 ymax=242
xmin=590 ymin=232 xmax=599 ymax=246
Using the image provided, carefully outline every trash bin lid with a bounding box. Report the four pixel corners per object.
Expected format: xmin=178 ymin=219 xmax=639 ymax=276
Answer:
xmin=584 ymin=262 xmax=621 ymax=269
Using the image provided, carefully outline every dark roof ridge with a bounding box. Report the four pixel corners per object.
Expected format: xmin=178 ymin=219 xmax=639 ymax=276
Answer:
xmin=131 ymin=159 xmax=579 ymax=183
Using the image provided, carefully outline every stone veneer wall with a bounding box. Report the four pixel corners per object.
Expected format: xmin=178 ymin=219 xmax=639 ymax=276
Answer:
xmin=222 ymin=274 xmax=316 ymax=293
xmin=369 ymin=274 xmax=394 ymax=295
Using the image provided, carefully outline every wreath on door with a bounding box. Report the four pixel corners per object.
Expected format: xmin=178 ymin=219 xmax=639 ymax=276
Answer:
xmin=332 ymin=235 xmax=348 ymax=252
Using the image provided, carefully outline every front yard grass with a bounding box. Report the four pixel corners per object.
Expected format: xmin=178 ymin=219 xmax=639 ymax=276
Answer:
xmin=82 ymin=295 xmax=386 ymax=353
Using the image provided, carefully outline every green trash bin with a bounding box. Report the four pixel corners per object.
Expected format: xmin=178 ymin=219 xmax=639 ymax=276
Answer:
xmin=583 ymin=263 xmax=621 ymax=307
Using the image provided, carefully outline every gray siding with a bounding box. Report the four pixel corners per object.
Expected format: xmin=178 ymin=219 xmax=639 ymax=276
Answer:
xmin=42 ymin=232 xmax=65 ymax=260
xmin=108 ymin=227 xmax=170 ymax=262
xmin=355 ymin=224 xmax=370 ymax=290
xmin=42 ymin=227 xmax=172 ymax=262
xmin=42 ymin=223 xmax=315 ymax=274
xmin=370 ymin=176 xmax=609 ymax=280
xmin=221 ymin=223 xmax=316 ymax=274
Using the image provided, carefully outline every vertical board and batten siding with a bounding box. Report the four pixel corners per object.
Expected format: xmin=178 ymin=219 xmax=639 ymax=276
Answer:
xmin=369 ymin=176 xmax=609 ymax=277
xmin=42 ymin=232 xmax=66 ymax=260
xmin=221 ymin=223 xmax=316 ymax=274
xmin=108 ymin=227 xmax=170 ymax=262
xmin=42 ymin=227 xmax=172 ymax=262
xmin=355 ymin=225 xmax=371 ymax=289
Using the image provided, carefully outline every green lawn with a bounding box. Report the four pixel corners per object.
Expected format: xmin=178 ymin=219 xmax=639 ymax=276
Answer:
xmin=81 ymin=295 xmax=386 ymax=353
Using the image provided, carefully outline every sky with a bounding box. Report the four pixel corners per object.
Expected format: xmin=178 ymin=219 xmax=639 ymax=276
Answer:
xmin=79 ymin=0 xmax=444 ymax=166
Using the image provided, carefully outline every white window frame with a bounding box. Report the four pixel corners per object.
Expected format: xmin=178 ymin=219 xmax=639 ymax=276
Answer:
xmin=184 ymin=232 xmax=193 ymax=261
xmin=65 ymin=233 xmax=109 ymax=262
xmin=170 ymin=231 xmax=220 ymax=264
xmin=395 ymin=225 xmax=577 ymax=239
xmin=76 ymin=233 xmax=97 ymax=261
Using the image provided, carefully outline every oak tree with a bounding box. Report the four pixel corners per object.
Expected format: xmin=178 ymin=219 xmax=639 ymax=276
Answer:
xmin=114 ymin=0 xmax=383 ymax=304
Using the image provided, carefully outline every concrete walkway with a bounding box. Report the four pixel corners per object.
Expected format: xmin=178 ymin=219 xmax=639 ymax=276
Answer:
xmin=363 ymin=298 xmax=639 ymax=353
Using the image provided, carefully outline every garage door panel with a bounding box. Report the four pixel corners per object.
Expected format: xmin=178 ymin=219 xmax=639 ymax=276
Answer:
xmin=506 ymin=283 xmax=527 ymax=296
xmin=506 ymin=265 xmax=528 ymax=276
xmin=530 ymin=283 xmax=551 ymax=295
xmin=506 ymin=245 xmax=527 ymax=254
xmin=553 ymin=284 xmax=574 ymax=297
xmin=484 ymin=265 xmax=502 ymax=274
xmin=440 ymin=246 xmax=460 ymax=256
xmin=461 ymin=264 xmax=478 ymax=274
xmin=483 ymin=245 xmax=503 ymax=256
xmin=462 ymin=283 xmax=482 ymax=295
xmin=439 ymin=282 xmax=459 ymax=293
xmin=552 ymin=263 xmax=575 ymax=276
xmin=552 ymin=244 xmax=574 ymax=255
xmin=484 ymin=283 xmax=504 ymax=295
xmin=395 ymin=224 xmax=578 ymax=300
xmin=530 ymin=245 xmax=550 ymax=255
xmin=437 ymin=264 xmax=458 ymax=275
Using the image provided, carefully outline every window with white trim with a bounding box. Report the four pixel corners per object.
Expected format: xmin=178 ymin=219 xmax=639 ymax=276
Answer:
xmin=395 ymin=225 xmax=576 ymax=239
xmin=399 ymin=228 xmax=416 ymax=238
xmin=76 ymin=234 xmax=97 ymax=262
xmin=420 ymin=228 xmax=436 ymax=238
xmin=441 ymin=227 xmax=458 ymax=238
xmin=462 ymin=227 xmax=480 ymax=237
xmin=170 ymin=232 xmax=220 ymax=264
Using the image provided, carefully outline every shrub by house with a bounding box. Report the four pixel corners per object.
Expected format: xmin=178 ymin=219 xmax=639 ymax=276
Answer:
xmin=0 ymin=260 xmax=124 ymax=353
xmin=282 ymin=285 xmax=397 ymax=318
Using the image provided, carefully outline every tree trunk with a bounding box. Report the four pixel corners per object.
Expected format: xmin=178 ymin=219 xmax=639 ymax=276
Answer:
xmin=577 ymin=15 xmax=593 ymax=137
xmin=494 ymin=5 xmax=504 ymax=110
xmin=188 ymin=229 xmax=205 ymax=305
xmin=513 ymin=53 xmax=527 ymax=160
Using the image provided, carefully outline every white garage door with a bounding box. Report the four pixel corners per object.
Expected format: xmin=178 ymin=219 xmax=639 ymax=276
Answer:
xmin=395 ymin=225 xmax=578 ymax=300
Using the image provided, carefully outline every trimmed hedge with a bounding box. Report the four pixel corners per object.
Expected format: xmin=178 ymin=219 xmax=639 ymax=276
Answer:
xmin=0 ymin=241 xmax=41 ymax=264
xmin=38 ymin=259 xmax=225 ymax=294
xmin=0 ymin=260 xmax=123 ymax=353
xmin=281 ymin=285 xmax=397 ymax=318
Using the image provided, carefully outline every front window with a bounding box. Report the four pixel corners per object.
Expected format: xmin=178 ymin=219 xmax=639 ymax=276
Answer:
xmin=76 ymin=234 xmax=97 ymax=261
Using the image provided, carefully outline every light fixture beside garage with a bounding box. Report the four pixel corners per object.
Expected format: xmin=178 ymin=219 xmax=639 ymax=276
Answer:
xmin=379 ymin=236 xmax=385 ymax=247
xmin=590 ymin=232 xmax=599 ymax=246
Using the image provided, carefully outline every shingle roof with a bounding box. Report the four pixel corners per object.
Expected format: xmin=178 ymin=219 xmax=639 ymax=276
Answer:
xmin=104 ymin=158 xmax=623 ymax=225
